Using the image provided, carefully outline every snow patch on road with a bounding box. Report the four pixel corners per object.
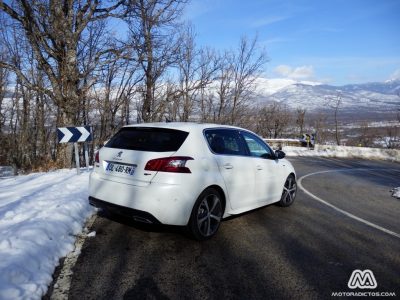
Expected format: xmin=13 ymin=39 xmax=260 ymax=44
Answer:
xmin=0 ymin=169 xmax=94 ymax=300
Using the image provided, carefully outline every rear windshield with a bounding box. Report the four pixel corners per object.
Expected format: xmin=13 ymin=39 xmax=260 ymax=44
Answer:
xmin=105 ymin=127 xmax=189 ymax=152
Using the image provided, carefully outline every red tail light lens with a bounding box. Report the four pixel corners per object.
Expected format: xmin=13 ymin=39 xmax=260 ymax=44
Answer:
xmin=145 ymin=157 xmax=194 ymax=173
xmin=95 ymin=151 xmax=99 ymax=163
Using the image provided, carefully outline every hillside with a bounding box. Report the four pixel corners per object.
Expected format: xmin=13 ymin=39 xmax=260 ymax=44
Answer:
xmin=255 ymin=78 xmax=400 ymax=116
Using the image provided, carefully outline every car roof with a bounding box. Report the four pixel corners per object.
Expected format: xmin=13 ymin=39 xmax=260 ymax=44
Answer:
xmin=123 ymin=122 xmax=244 ymax=132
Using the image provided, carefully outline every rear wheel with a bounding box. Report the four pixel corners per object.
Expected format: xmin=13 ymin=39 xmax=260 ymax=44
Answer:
xmin=278 ymin=175 xmax=297 ymax=207
xmin=188 ymin=188 xmax=223 ymax=240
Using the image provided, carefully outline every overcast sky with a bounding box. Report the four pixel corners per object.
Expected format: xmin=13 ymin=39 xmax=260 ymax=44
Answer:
xmin=183 ymin=0 xmax=400 ymax=85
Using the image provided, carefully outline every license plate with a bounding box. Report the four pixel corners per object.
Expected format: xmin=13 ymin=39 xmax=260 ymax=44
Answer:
xmin=105 ymin=162 xmax=136 ymax=176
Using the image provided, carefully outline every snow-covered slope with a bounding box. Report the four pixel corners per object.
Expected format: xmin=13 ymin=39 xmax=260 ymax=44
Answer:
xmin=254 ymin=77 xmax=321 ymax=96
xmin=255 ymin=79 xmax=400 ymax=112
xmin=0 ymin=169 xmax=94 ymax=300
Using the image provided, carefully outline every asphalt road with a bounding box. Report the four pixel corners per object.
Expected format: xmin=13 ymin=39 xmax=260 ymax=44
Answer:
xmin=65 ymin=157 xmax=400 ymax=300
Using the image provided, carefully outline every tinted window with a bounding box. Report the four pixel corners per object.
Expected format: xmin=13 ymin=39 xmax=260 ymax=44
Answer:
xmin=204 ymin=129 xmax=246 ymax=156
xmin=105 ymin=127 xmax=189 ymax=152
xmin=241 ymin=131 xmax=274 ymax=159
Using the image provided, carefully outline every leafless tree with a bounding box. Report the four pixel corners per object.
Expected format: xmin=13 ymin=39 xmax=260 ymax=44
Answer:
xmin=296 ymin=108 xmax=306 ymax=136
xmin=311 ymin=112 xmax=328 ymax=145
xmin=0 ymin=0 xmax=128 ymax=167
xmin=229 ymin=36 xmax=267 ymax=125
xmin=257 ymin=101 xmax=291 ymax=138
xmin=127 ymin=0 xmax=187 ymax=122
xmin=174 ymin=24 xmax=219 ymax=121
xmin=213 ymin=50 xmax=233 ymax=123
xmin=326 ymin=93 xmax=342 ymax=145
xmin=91 ymin=49 xmax=142 ymax=142
xmin=0 ymin=0 xmax=126 ymax=124
xmin=0 ymin=48 xmax=9 ymax=135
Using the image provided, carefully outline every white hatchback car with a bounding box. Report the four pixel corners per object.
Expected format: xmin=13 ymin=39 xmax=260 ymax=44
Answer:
xmin=89 ymin=123 xmax=296 ymax=240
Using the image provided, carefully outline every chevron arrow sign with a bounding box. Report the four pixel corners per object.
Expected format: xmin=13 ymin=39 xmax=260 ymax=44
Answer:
xmin=57 ymin=126 xmax=92 ymax=143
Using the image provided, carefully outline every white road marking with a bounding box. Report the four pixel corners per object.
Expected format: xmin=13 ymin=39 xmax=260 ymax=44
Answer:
xmin=298 ymin=168 xmax=400 ymax=239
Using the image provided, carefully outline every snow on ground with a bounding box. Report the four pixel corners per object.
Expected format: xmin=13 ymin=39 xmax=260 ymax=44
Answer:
xmin=391 ymin=187 xmax=400 ymax=199
xmin=283 ymin=145 xmax=400 ymax=162
xmin=0 ymin=169 xmax=94 ymax=300
xmin=0 ymin=144 xmax=399 ymax=299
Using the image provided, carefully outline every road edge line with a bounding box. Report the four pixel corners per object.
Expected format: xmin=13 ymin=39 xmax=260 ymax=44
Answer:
xmin=298 ymin=169 xmax=400 ymax=240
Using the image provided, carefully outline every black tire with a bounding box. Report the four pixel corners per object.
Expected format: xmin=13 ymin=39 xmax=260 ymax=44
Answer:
xmin=278 ymin=174 xmax=297 ymax=207
xmin=188 ymin=188 xmax=224 ymax=241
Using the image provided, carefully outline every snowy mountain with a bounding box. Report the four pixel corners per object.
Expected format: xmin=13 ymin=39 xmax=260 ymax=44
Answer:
xmin=255 ymin=79 xmax=400 ymax=113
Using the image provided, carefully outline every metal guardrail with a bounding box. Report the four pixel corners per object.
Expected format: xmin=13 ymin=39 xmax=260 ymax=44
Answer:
xmin=0 ymin=166 xmax=16 ymax=177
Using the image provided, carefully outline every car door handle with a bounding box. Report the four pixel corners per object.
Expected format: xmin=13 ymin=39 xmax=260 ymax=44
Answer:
xmin=256 ymin=165 xmax=263 ymax=170
xmin=223 ymin=163 xmax=233 ymax=169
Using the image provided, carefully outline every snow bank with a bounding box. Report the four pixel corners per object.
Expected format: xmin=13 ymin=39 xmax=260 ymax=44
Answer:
xmin=0 ymin=169 xmax=94 ymax=300
xmin=391 ymin=187 xmax=400 ymax=199
xmin=283 ymin=145 xmax=400 ymax=162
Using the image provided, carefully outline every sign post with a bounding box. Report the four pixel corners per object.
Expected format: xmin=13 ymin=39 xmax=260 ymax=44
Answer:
xmin=84 ymin=143 xmax=90 ymax=172
xmin=74 ymin=143 xmax=80 ymax=174
xmin=57 ymin=126 xmax=92 ymax=174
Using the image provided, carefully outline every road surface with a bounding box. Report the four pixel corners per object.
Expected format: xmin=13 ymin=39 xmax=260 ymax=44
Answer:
xmin=61 ymin=157 xmax=400 ymax=299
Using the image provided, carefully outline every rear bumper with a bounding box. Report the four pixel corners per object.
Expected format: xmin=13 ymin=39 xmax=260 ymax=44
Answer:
xmin=89 ymin=196 xmax=161 ymax=224
xmin=88 ymin=171 xmax=195 ymax=225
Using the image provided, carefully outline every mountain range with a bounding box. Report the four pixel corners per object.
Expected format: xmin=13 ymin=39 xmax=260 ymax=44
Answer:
xmin=254 ymin=78 xmax=400 ymax=116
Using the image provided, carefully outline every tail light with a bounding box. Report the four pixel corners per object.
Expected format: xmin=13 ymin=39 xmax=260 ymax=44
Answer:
xmin=95 ymin=151 xmax=99 ymax=163
xmin=145 ymin=157 xmax=194 ymax=173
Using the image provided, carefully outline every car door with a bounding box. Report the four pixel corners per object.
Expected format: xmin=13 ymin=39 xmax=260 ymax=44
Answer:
xmin=240 ymin=131 xmax=285 ymax=204
xmin=204 ymin=129 xmax=256 ymax=210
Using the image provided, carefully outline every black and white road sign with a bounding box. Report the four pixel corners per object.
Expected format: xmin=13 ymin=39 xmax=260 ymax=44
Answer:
xmin=57 ymin=126 xmax=92 ymax=143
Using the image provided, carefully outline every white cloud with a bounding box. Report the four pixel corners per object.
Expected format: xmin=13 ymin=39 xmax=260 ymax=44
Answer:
xmin=274 ymin=65 xmax=315 ymax=80
xmin=389 ymin=68 xmax=400 ymax=80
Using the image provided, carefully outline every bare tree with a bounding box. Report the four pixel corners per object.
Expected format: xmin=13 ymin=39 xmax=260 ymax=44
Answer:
xmin=91 ymin=45 xmax=142 ymax=142
xmin=214 ymin=50 xmax=233 ymax=123
xmin=326 ymin=93 xmax=342 ymax=145
xmin=257 ymin=102 xmax=291 ymax=138
xmin=0 ymin=0 xmax=126 ymax=125
xmin=311 ymin=112 xmax=328 ymax=145
xmin=0 ymin=47 xmax=9 ymax=135
xmin=0 ymin=0 xmax=128 ymax=167
xmin=229 ymin=36 xmax=267 ymax=125
xmin=127 ymin=0 xmax=187 ymax=122
xmin=296 ymin=108 xmax=306 ymax=136
xmin=175 ymin=24 xmax=219 ymax=121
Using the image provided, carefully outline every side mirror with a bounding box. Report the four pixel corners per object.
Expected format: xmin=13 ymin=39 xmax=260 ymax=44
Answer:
xmin=275 ymin=150 xmax=286 ymax=159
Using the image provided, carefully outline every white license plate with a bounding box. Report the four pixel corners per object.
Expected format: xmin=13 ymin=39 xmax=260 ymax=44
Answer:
xmin=105 ymin=162 xmax=136 ymax=176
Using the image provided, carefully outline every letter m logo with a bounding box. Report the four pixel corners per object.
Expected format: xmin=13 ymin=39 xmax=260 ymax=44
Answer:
xmin=347 ymin=269 xmax=377 ymax=289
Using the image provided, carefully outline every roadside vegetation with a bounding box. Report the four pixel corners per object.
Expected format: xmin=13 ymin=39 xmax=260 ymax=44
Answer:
xmin=0 ymin=0 xmax=399 ymax=172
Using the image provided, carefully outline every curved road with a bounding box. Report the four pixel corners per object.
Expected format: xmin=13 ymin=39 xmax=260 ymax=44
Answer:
xmin=61 ymin=157 xmax=400 ymax=299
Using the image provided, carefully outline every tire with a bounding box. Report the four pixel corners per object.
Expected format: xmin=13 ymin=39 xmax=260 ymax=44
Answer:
xmin=188 ymin=188 xmax=224 ymax=241
xmin=278 ymin=174 xmax=297 ymax=207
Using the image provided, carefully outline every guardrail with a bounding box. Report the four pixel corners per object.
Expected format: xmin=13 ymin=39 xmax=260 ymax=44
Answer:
xmin=282 ymin=144 xmax=400 ymax=162
xmin=263 ymin=138 xmax=312 ymax=149
xmin=0 ymin=166 xmax=17 ymax=177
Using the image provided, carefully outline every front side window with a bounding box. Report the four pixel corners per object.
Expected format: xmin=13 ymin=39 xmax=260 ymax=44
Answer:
xmin=204 ymin=129 xmax=246 ymax=156
xmin=241 ymin=131 xmax=274 ymax=159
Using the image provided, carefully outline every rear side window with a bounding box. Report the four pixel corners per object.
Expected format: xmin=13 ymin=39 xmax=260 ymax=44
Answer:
xmin=204 ymin=129 xmax=246 ymax=156
xmin=105 ymin=127 xmax=189 ymax=152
